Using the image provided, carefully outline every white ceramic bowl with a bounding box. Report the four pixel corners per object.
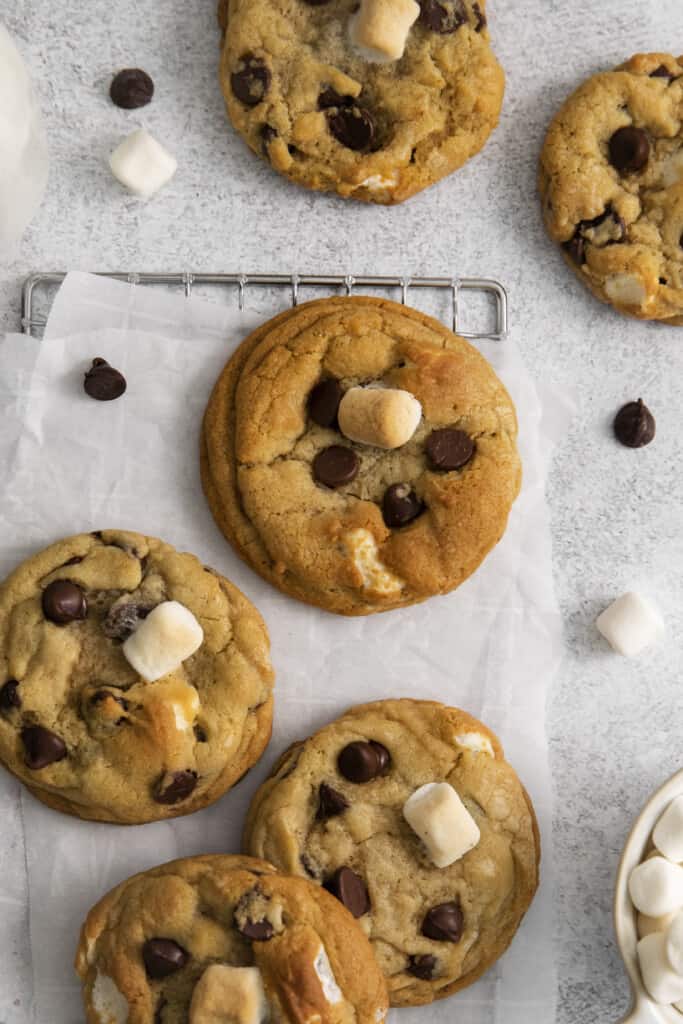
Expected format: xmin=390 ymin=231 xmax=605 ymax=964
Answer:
xmin=615 ymin=769 xmax=683 ymax=1024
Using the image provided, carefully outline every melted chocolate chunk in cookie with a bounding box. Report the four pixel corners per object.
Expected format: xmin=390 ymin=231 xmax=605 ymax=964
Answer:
xmin=418 ymin=0 xmax=467 ymax=33
xmin=22 ymin=725 xmax=67 ymax=769
xmin=102 ymin=602 xmax=152 ymax=641
xmin=338 ymin=740 xmax=390 ymax=783
xmin=317 ymin=782 xmax=349 ymax=819
xmin=425 ymin=428 xmax=475 ymax=471
xmin=153 ymin=770 xmax=198 ymax=805
xmin=650 ymin=65 xmax=676 ymax=81
xmin=231 ymin=55 xmax=271 ymax=108
xmin=308 ymin=377 xmax=343 ymax=428
xmin=313 ymin=445 xmax=359 ymax=488
xmin=0 ymin=680 xmax=21 ymax=712
xmin=325 ymin=867 xmax=370 ymax=918
xmin=608 ymin=126 xmax=650 ymax=174
xmin=142 ymin=939 xmax=189 ymax=979
xmin=382 ymin=483 xmax=424 ymax=528
xmin=422 ymin=901 xmax=464 ymax=942
xmin=42 ymin=580 xmax=87 ymax=625
xmin=327 ymin=104 xmax=375 ymax=152
xmin=408 ymin=954 xmax=438 ymax=980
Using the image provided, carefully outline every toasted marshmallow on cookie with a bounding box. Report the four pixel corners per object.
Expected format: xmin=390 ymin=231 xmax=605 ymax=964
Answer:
xmin=349 ymin=0 xmax=420 ymax=62
xmin=338 ymin=386 xmax=421 ymax=449
xmin=189 ymin=964 xmax=268 ymax=1024
xmin=123 ymin=600 xmax=203 ymax=682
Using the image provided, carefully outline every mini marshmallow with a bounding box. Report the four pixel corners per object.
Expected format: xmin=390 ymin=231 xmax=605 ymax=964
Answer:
xmin=666 ymin=912 xmax=683 ymax=975
xmin=637 ymin=911 xmax=680 ymax=939
xmin=123 ymin=601 xmax=203 ymax=682
xmin=338 ymin=386 xmax=421 ymax=450
xmin=345 ymin=528 xmax=403 ymax=595
xmin=313 ymin=946 xmax=343 ymax=1005
xmin=454 ymin=732 xmax=495 ymax=757
xmin=628 ymin=856 xmax=683 ymax=917
xmin=596 ymin=591 xmax=664 ymax=657
xmin=91 ymin=972 xmax=129 ymax=1024
xmin=189 ymin=964 xmax=267 ymax=1024
xmin=109 ymin=129 xmax=177 ymax=198
xmin=349 ymin=0 xmax=420 ymax=62
xmin=637 ymin=933 xmax=683 ymax=1005
xmin=403 ymin=782 xmax=480 ymax=868
xmin=604 ymin=274 xmax=648 ymax=308
xmin=654 ymin=797 xmax=683 ymax=863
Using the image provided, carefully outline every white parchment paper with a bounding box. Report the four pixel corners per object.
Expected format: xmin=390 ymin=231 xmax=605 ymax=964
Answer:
xmin=0 ymin=272 xmax=570 ymax=1024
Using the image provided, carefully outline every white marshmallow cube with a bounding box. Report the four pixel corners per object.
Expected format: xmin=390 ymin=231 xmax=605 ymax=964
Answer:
xmin=628 ymin=857 xmax=683 ymax=917
xmin=189 ymin=965 xmax=267 ymax=1024
xmin=338 ymin=386 xmax=422 ymax=449
xmin=666 ymin=912 xmax=683 ymax=975
xmin=637 ymin=932 xmax=683 ymax=1005
xmin=123 ymin=601 xmax=203 ymax=682
xmin=403 ymin=782 xmax=480 ymax=868
xmin=109 ymin=129 xmax=177 ymax=198
xmin=595 ymin=592 xmax=664 ymax=657
xmin=654 ymin=797 xmax=683 ymax=864
xmin=349 ymin=0 xmax=420 ymax=62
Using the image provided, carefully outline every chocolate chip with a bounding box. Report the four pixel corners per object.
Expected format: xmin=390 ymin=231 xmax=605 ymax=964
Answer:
xmin=153 ymin=770 xmax=198 ymax=804
xmin=565 ymin=205 xmax=625 ymax=264
xmin=22 ymin=725 xmax=67 ymax=769
xmin=325 ymin=867 xmax=370 ymax=917
xmin=83 ymin=358 xmax=127 ymax=402
xmin=317 ymin=782 xmax=349 ymax=819
xmin=318 ymin=88 xmax=352 ymax=110
xmin=313 ymin=445 xmax=359 ymax=488
xmin=650 ymin=65 xmax=675 ymax=81
xmin=422 ymin=902 xmax=464 ymax=942
xmin=327 ymin=105 xmax=375 ymax=151
xmin=231 ymin=54 xmax=271 ymax=108
xmin=102 ymin=602 xmax=152 ymax=640
xmin=236 ymin=917 xmax=274 ymax=941
xmin=142 ymin=938 xmax=189 ymax=979
xmin=613 ymin=399 xmax=655 ymax=448
xmin=564 ymin=234 xmax=585 ymax=265
xmin=472 ymin=1 xmax=486 ymax=29
xmin=193 ymin=724 xmax=207 ymax=742
xmin=418 ymin=0 xmax=466 ymax=33
xmin=0 ymin=680 xmax=21 ymax=712
xmin=42 ymin=580 xmax=87 ymax=625
xmin=308 ymin=377 xmax=343 ymax=428
xmin=608 ymin=126 xmax=650 ymax=174
xmin=260 ymin=124 xmax=277 ymax=154
xmin=338 ymin=741 xmax=390 ymax=783
xmin=110 ymin=68 xmax=154 ymax=109
xmin=425 ymin=429 xmax=475 ymax=471
xmin=382 ymin=483 xmax=424 ymax=528
xmin=408 ymin=954 xmax=437 ymax=980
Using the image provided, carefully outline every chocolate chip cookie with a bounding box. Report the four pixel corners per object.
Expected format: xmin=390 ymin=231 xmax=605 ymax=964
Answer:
xmin=243 ymin=700 xmax=540 ymax=1007
xmin=540 ymin=52 xmax=683 ymax=323
xmin=201 ymin=296 xmax=521 ymax=616
xmin=76 ymin=854 xmax=389 ymax=1024
xmin=218 ymin=0 xmax=504 ymax=203
xmin=0 ymin=531 xmax=274 ymax=823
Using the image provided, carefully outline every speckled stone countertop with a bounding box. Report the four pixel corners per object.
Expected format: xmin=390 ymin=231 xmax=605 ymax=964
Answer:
xmin=1 ymin=2 xmax=682 ymax=1022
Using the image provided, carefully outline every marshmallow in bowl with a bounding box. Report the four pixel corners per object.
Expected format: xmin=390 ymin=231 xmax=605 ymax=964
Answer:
xmin=654 ymin=796 xmax=683 ymax=863
xmin=628 ymin=857 xmax=683 ymax=917
xmin=637 ymin=932 xmax=683 ymax=1005
xmin=666 ymin=913 xmax=683 ymax=976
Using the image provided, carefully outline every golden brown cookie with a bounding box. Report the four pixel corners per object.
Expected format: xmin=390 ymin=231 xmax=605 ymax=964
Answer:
xmin=0 ymin=531 xmax=274 ymax=823
xmin=76 ymin=853 xmax=389 ymax=1024
xmin=539 ymin=52 xmax=683 ymax=322
xmin=218 ymin=0 xmax=504 ymax=204
xmin=243 ymin=699 xmax=540 ymax=1007
xmin=201 ymin=296 xmax=521 ymax=616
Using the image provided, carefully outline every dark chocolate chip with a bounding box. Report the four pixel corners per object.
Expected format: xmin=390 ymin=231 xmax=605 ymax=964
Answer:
xmin=22 ymin=725 xmax=67 ymax=769
xmin=608 ymin=126 xmax=650 ymax=174
xmin=236 ymin=917 xmax=274 ymax=941
xmin=110 ymin=68 xmax=155 ymax=109
xmin=318 ymin=88 xmax=352 ymax=110
xmin=84 ymin=359 xmax=127 ymax=402
xmin=0 ymin=680 xmax=21 ymax=712
xmin=231 ymin=54 xmax=271 ymax=108
xmin=317 ymin=782 xmax=349 ymax=819
xmin=313 ymin=445 xmax=359 ymax=488
xmin=42 ymin=580 xmax=87 ymax=625
xmin=153 ymin=770 xmax=198 ymax=804
xmin=472 ymin=1 xmax=486 ymax=29
xmin=325 ymin=867 xmax=370 ymax=918
xmin=308 ymin=377 xmax=343 ymax=428
xmin=102 ymin=602 xmax=152 ymax=641
xmin=613 ymin=399 xmax=655 ymax=448
xmin=418 ymin=0 xmax=466 ymax=33
xmin=327 ymin=105 xmax=375 ymax=151
xmin=408 ymin=954 xmax=437 ymax=980
xmin=260 ymin=124 xmax=277 ymax=155
xmin=425 ymin=429 xmax=475 ymax=471
xmin=422 ymin=901 xmax=464 ymax=942
xmin=63 ymin=556 xmax=84 ymax=566
xmin=564 ymin=234 xmax=585 ymax=265
xmin=382 ymin=483 xmax=424 ymax=528
xmin=338 ymin=741 xmax=390 ymax=783
xmin=142 ymin=938 xmax=189 ymax=979
xmin=194 ymin=724 xmax=207 ymax=742
xmin=650 ymin=65 xmax=675 ymax=81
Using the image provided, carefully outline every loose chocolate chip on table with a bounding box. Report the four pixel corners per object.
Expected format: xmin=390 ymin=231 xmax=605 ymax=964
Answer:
xmin=308 ymin=377 xmax=343 ymax=428
xmin=418 ymin=0 xmax=466 ymax=33
xmin=325 ymin=867 xmax=370 ymax=918
xmin=313 ymin=445 xmax=359 ymax=488
xmin=0 ymin=680 xmax=21 ymax=712
xmin=317 ymin=782 xmax=349 ymax=819
xmin=608 ymin=126 xmax=650 ymax=174
xmin=22 ymin=725 xmax=67 ymax=769
xmin=83 ymin=358 xmax=127 ymax=401
xmin=328 ymin=105 xmax=375 ymax=151
xmin=236 ymin=917 xmax=274 ymax=941
xmin=142 ymin=938 xmax=189 ymax=979
xmin=42 ymin=580 xmax=87 ymax=625
xmin=613 ymin=399 xmax=656 ymax=448
xmin=153 ymin=770 xmax=198 ymax=805
xmin=408 ymin=954 xmax=438 ymax=980
xmin=422 ymin=901 xmax=464 ymax=942
xmin=110 ymin=68 xmax=155 ymax=109
xmin=338 ymin=740 xmax=390 ymax=783
xmin=425 ymin=428 xmax=475 ymax=471
xmin=102 ymin=602 xmax=152 ymax=640
xmin=231 ymin=54 xmax=271 ymax=108
xmin=382 ymin=483 xmax=424 ymax=528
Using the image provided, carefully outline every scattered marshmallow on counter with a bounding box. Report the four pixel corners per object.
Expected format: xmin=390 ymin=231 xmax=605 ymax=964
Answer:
xmin=109 ymin=128 xmax=177 ymax=198
xmin=123 ymin=601 xmax=203 ymax=682
xmin=403 ymin=782 xmax=480 ymax=868
xmin=349 ymin=0 xmax=420 ymax=62
xmin=637 ymin=933 xmax=683 ymax=1005
xmin=189 ymin=964 xmax=267 ymax=1024
xmin=654 ymin=797 xmax=683 ymax=863
xmin=338 ymin=386 xmax=422 ymax=450
xmin=596 ymin=591 xmax=664 ymax=657
xmin=629 ymin=857 xmax=683 ymax=917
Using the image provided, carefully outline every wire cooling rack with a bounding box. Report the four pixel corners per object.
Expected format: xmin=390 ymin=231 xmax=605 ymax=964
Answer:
xmin=21 ymin=272 xmax=508 ymax=341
